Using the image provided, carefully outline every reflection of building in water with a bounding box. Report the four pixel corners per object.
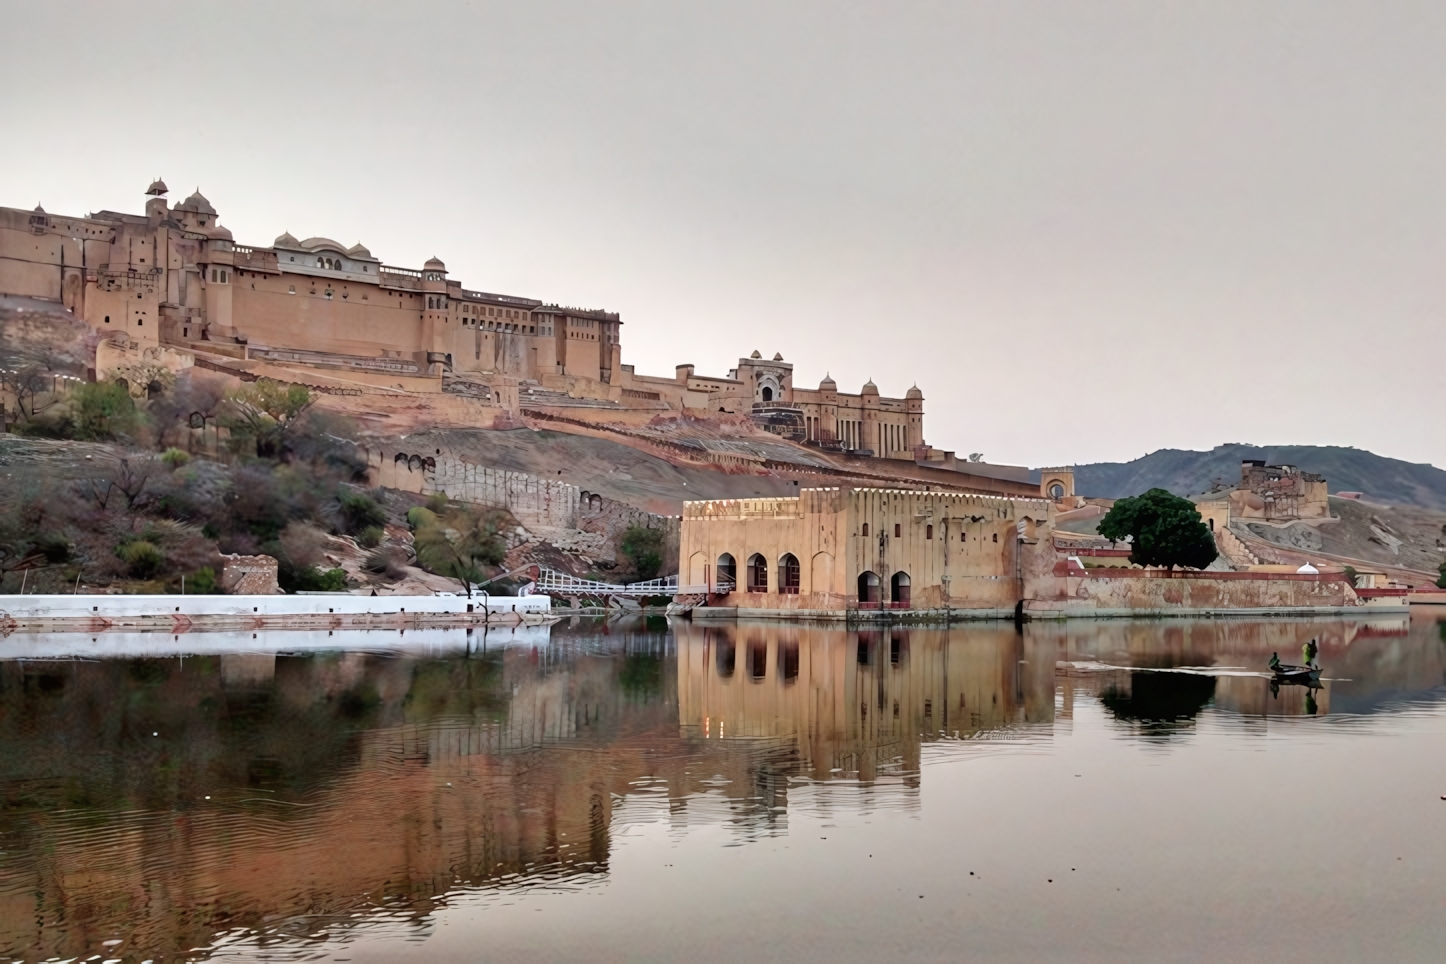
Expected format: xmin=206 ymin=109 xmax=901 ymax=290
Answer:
xmin=0 ymin=639 xmax=680 ymax=960
xmin=674 ymin=622 xmax=1056 ymax=788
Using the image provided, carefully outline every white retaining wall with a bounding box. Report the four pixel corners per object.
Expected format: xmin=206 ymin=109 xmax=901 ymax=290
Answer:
xmin=0 ymin=593 xmax=550 ymax=619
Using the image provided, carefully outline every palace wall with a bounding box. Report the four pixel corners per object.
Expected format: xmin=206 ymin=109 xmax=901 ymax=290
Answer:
xmin=680 ymin=488 xmax=1053 ymax=612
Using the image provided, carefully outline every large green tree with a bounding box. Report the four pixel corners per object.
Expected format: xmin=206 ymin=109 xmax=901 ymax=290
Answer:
xmin=1098 ymin=488 xmax=1218 ymax=571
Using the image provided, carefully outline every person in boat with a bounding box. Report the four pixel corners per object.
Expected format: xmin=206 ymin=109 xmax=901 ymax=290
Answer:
xmin=1269 ymin=652 xmax=1281 ymax=671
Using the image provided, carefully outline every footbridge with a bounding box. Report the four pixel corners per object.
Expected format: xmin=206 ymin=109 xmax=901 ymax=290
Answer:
xmin=532 ymin=568 xmax=729 ymax=602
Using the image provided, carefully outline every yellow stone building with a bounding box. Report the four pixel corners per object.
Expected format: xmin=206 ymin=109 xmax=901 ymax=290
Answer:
xmin=680 ymin=486 xmax=1054 ymax=615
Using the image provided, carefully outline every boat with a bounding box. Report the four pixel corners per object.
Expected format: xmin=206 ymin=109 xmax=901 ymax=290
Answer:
xmin=1271 ymin=663 xmax=1321 ymax=684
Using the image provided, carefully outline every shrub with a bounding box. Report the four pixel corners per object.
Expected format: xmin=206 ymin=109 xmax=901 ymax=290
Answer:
xmin=119 ymin=540 xmax=165 ymax=578
xmin=620 ymin=525 xmax=664 ymax=582
xmin=71 ymin=381 xmax=139 ymax=441
xmin=338 ymin=491 xmax=387 ymax=535
xmin=357 ymin=525 xmax=385 ymax=549
xmin=406 ymin=506 xmax=437 ymax=531
xmin=187 ymin=566 xmax=218 ymax=594
xmin=426 ymin=492 xmax=449 ymax=514
xmin=161 ymin=447 xmax=191 ymax=469
xmin=363 ymin=547 xmax=406 ymax=579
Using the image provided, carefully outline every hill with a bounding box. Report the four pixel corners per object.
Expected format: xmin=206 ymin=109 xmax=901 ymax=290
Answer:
xmin=1073 ymin=444 xmax=1446 ymax=512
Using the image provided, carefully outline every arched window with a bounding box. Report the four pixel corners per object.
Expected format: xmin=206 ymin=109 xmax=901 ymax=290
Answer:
xmin=779 ymin=553 xmax=800 ymax=594
xmin=716 ymin=638 xmax=735 ymax=678
xmin=857 ymin=570 xmax=881 ymax=606
xmin=861 ymin=523 xmax=869 ymax=537
xmin=746 ymin=553 xmax=768 ymax=593
xmin=716 ymin=552 xmax=736 ymax=590
xmin=779 ymin=642 xmax=799 ymax=683
xmin=926 ymin=524 xmax=933 ymax=540
xmin=761 ymin=385 xmax=773 ymax=402
xmin=890 ymin=571 xmax=911 ymax=608
xmin=748 ymin=639 xmax=767 ymax=681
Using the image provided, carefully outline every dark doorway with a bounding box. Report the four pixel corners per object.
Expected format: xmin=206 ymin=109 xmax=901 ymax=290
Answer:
xmin=716 ymin=553 xmax=737 ymax=590
xmin=857 ymin=570 xmax=881 ymax=607
xmin=890 ymin=571 xmax=911 ymax=608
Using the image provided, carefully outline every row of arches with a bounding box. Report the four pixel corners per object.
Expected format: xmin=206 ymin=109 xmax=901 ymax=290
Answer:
xmin=705 ymin=553 xmax=909 ymax=606
xmin=713 ymin=552 xmax=802 ymax=594
xmin=393 ymin=452 xmax=437 ymax=473
xmin=857 ymin=570 xmax=910 ymax=608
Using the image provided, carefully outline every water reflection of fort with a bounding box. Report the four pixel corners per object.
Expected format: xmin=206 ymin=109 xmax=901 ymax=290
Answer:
xmin=0 ymin=615 xmax=1439 ymax=959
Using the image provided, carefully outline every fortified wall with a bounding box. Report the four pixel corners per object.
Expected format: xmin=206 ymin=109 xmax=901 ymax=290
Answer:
xmin=364 ymin=445 xmax=679 ymax=572
xmin=1 ymin=183 xmax=932 ymax=464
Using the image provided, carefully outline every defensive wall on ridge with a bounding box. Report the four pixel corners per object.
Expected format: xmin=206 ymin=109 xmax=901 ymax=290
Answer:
xmin=364 ymin=445 xmax=679 ymax=571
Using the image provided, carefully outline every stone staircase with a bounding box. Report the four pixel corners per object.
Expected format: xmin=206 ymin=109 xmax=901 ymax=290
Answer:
xmin=1216 ymin=525 xmax=1261 ymax=568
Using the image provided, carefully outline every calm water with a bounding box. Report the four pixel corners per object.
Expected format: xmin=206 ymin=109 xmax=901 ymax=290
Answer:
xmin=1 ymin=614 xmax=1444 ymax=962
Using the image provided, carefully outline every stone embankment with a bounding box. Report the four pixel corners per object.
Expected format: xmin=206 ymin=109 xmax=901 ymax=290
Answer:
xmin=0 ymin=593 xmax=556 ymax=635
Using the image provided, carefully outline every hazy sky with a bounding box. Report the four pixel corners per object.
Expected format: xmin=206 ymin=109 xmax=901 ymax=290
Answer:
xmin=4 ymin=1 xmax=1443 ymax=468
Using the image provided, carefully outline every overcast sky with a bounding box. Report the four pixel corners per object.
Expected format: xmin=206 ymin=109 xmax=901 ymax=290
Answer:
xmin=4 ymin=1 xmax=1443 ymax=468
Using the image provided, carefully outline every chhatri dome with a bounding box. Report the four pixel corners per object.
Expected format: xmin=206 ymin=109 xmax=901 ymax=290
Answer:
xmin=146 ymin=178 xmax=169 ymax=196
xmin=819 ymin=373 xmax=837 ymax=391
xmin=906 ymin=384 xmax=923 ymax=400
xmin=423 ymin=256 xmax=447 ymax=272
xmin=274 ymin=231 xmax=300 ymax=247
xmin=861 ymin=379 xmax=879 ymax=395
xmin=175 ymin=189 xmax=216 ymax=215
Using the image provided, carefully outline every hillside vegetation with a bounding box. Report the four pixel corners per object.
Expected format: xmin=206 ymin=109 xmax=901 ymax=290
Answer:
xmin=1075 ymin=444 xmax=1446 ymax=511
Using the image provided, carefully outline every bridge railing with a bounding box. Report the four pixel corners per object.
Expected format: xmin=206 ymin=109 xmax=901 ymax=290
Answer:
xmin=532 ymin=569 xmax=733 ymax=598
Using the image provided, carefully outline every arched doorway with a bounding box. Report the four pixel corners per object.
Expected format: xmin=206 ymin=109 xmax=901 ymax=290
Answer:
xmin=761 ymin=385 xmax=774 ymax=402
xmin=746 ymin=553 xmax=768 ymax=593
xmin=779 ymin=553 xmax=800 ymax=594
xmin=716 ymin=553 xmax=737 ymax=591
xmin=890 ymin=571 xmax=911 ymax=609
xmin=857 ymin=570 xmax=881 ymax=607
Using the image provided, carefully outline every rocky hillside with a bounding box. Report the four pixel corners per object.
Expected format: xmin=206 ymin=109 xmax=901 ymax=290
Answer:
xmin=1074 ymin=444 xmax=1446 ymax=512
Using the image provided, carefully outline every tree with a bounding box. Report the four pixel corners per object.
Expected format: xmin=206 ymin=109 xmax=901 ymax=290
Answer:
xmin=1437 ymin=561 xmax=1445 ymax=590
xmin=1098 ymin=488 xmax=1218 ymax=571
xmin=620 ymin=524 xmax=664 ymax=582
xmin=70 ymin=381 xmax=140 ymax=440
xmin=412 ymin=503 xmax=507 ymax=596
xmin=225 ymin=379 xmax=314 ymax=458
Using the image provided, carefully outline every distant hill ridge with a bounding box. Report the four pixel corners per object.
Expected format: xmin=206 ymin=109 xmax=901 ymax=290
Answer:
xmin=1072 ymin=444 xmax=1446 ymax=512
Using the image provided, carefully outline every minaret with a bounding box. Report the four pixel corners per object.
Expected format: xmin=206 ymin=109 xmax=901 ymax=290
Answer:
xmin=861 ymin=378 xmax=880 ymax=455
xmin=421 ymin=257 xmax=449 ymax=374
xmin=905 ymin=384 xmax=925 ymax=452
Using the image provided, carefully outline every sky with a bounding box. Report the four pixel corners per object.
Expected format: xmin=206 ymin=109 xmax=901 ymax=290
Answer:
xmin=3 ymin=1 xmax=1443 ymax=469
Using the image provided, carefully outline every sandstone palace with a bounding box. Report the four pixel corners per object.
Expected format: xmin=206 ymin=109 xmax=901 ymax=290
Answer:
xmin=1 ymin=181 xmax=929 ymax=460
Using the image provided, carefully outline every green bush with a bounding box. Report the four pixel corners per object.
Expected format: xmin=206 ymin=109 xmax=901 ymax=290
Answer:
xmin=406 ymin=506 xmax=438 ymax=531
xmin=357 ymin=525 xmax=385 ymax=548
xmin=280 ymin=564 xmax=348 ymax=593
xmin=620 ymin=525 xmax=664 ymax=582
xmin=71 ymin=381 xmax=138 ymax=441
xmin=338 ymin=491 xmax=387 ymax=534
xmin=161 ymin=447 xmax=191 ymax=468
xmin=187 ymin=566 xmax=218 ymax=594
xmin=119 ymin=540 xmax=165 ymax=578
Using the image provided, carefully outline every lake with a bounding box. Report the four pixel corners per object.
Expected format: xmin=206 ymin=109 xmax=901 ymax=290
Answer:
xmin=1 ymin=614 xmax=1443 ymax=962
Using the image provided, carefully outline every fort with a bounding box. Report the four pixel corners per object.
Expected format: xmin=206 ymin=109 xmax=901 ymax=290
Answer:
xmin=0 ymin=182 xmax=927 ymax=458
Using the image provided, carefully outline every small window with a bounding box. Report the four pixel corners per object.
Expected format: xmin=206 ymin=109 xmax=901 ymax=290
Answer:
xmin=894 ymin=524 xmax=901 ymax=538
xmin=992 ymin=532 xmax=998 ymax=543
xmin=220 ymin=270 xmax=227 ymax=283
xmin=104 ymin=315 xmax=110 ymax=324
xmin=861 ymin=523 xmax=869 ymax=537
xmin=926 ymin=524 xmax=933 ymax=540
xmin=288 ymin=285 xmax=296 ymax=294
